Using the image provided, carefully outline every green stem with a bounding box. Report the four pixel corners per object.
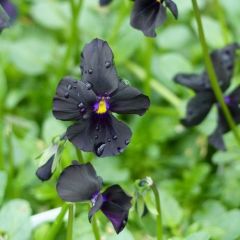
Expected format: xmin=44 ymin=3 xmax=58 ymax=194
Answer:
xmin=151 ymin=183 xmax=163 ymax=240
xmin=66 ymin=204 xmax=74 ymax=240
xmin=191 ymin=0 xmax=240 ymax=145
xmin=91 ymin=216 xmax=101 ymax=240
xmin=125 ymin=61 xmax=181 ymax=112
xmin=75 ymin=148 xmax=85 ymax=164
xmin=46 ymin=204 xmax=68 ymax=240
xmin=213 ymin=0 xmax=230 ymax=44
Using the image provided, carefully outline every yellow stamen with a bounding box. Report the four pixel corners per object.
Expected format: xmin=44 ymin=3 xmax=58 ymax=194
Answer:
xmin=96 ymin=99 xmax=107 ymax=114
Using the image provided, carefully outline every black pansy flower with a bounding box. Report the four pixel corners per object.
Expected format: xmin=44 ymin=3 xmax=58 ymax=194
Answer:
xmin=0 ymin=4 xmax=9 ymax=32
xmin=174 ymin=43 xmax=240 ymax=150
xmin=99 ymin=0 xmax=113 ymax=6
xmin=57 ymin=162 xmax=132 ymax=234
xmin=0 ymin=0 xmax=17 ymax=23
xmin=53 ymin=39 xmax=150 ymax=157
xmin=130 ymin=0 xmax=178 ymax=37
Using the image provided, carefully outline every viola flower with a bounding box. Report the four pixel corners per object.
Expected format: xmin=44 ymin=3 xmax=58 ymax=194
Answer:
xmin=130 ymin=0 xmax=178 ymax=37
xmin=174 ymin=43 xmax=240 ymax=150
xmin=57 ymin=162 xmax=132 ymax=234
xmin=53 ymin=39 xmax=150 ymax=157
xmin=0 ymin=4 xmax=9 ymax=32
xmin=0 ymin=0 xmax=17 ymax=23
xmin=99 ymin=0 xmax=113 ymax=6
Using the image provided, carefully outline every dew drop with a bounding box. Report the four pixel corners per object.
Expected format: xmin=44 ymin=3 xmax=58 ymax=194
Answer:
xmin=86 ymin=82 xmax=92 ymax=90
xmin=64 ymin=92 xmax=69 ymax=98
xmin=125 ymin=140 xmax=130 ymax=145
xmin=78 ymin=102 xmax=84 ymax=108
xmin=88 ymin=68 xmax=93 ymax=74
xmin=107 ymin=138 xmax=111 ymax=142
xmin=94 ymin=143 xmax=106 ymax=157
xmin=80 ymin=108 xmax=86 ymax=113
xmin=95 ymin=135 xmax=99 ymax=139
xmin=96 ymin=125 xmax=100 ymax=131
xmin=112 ymin=135 xmax=118 ymax=140
xmin=117 ymin=147 xmax=124 ymax=153
xmin=105 ymin=61 xmax=111 ymax=68
xmin=67 ymin=84 xmax=72 ymax=90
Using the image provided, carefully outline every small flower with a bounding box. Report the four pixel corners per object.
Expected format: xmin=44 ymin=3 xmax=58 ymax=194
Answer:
xmin=130 ymin=0 xmax=178 ymax=37
xmin=53 ymin=39 xmax=150 ymax=157
xmin=36 ymin=136 xmax=66 ymax=181
xmin=0 ymin=5 xmax=9 ymax=32
xmin=57 ymin=162 xmax=132 ymax=234
xmin=99 ymin=0 xmax=113 ymax=6
xmin=0 ymin=0 xmax=17 ymax=23
xmin=174 ymin=43 xmax=240 ymax=150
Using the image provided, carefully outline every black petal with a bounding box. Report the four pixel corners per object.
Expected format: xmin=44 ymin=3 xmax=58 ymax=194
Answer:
xmin=81 ymin=39 xmax=119 ymax=95
xmin=181 ymin=92 xmax=215 ymax=127
xmin=101 ymin=185 xmax=132 ymax=234
xmin=36 ymin=155 xmax=54 ymax=181
xmin=88 ymin=194 xmax=104 ymax=222
xmin=211 ymin=43 xmax=240 ymax=91
xmin=0 ymin=5 xmax=9 ymax=32
xmin=53 ymin=77 xmax=97 ymax=121
xmin=130 ymin=0 xmax=167 ymax=37
xmin=66 ymin=113 xmax=132 ymax=157
xmin=110 ymin=80 xmax=150 ymax=115
xmin=1 ymin=0 xmax=17 ymax=23
xmin=99 ymin=0 xmax=112 ymax=6
xmin=56 ymin=163 xmax=102 ymax=202
xmin=208 ymin=124 xmax=226 ymax=151
xmin=165 ymin=0 xmax=178 ymax=19
xmin=174 ymin=73 xmax=210 ymax=92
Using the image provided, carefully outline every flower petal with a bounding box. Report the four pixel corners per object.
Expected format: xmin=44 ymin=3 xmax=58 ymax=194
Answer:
xmin=1 ymin=0 xmax=17 ymax=23
xmin=56 ymin=163 xmax=101 ymax=202
xmin=208 ymin=125 xmax=226 ymax=151
xmin=36 ymin=155 xmax=54 ymax=181
xmin=0 ymin=5 xmax=9 ymax=32
xmin=99 ymin=0 xmax=112 ymax=6
xmin=165 ymin=0 xmax=178 ymax=19
xmin=174 ymin=73 xmax=209 ymax=92
xmin=88 ymin=194 xmax=104 ymax=222
xmin=81 ymin=39 xmax=119 ymax=95
xmin=211 ymin=43 xmax=240 ymax=91
xmin=53 ymin=77 xmax=97 ymax=121
xmin=110 ymin=81 xmax=150 ymax=115
xmin=181 ymin=92 xmax=215 ymax=127
xmin=130 ymin=0 xmax=166 ymax=37
xmin=66 ymin=113 xmax=132 ymax=157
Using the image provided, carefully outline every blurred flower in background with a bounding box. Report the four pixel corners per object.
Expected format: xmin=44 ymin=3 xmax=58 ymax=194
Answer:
xmin=0 ymin=0 xmax=17 ymax=23
xmin=99 ymin=0 xmax=113 ymax=6
xmin=0 ymin=4 xmax=9 ymax=32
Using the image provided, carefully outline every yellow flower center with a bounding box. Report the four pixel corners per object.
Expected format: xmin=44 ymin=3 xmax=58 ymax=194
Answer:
xmin=96 ymin=98 xmax=108 ymax=114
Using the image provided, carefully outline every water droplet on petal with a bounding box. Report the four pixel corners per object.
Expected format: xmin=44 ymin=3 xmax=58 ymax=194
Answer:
xmin=117 ymin=147 xmax=124 ymax=153
xmin=95 ymin=135 xmax=98 ymax=139
xmin=105 ymin=61 xmax=111 ymax=68
xmin=64 ymin=92 xmax=69 ymax=98
xmin=112 ymin=135 xmax=117 ymax=140
xmin=88 ymin=68 xmax=93 ymax=74
xmin=80 ymin=108 xmax=86 ymax=113
xmin=78 ymin=102 xmax=84 ymax=108
xmin=94 ymin=143 xmax=106 ymax=157
xmin=125 ymin=140 xmax=130 ymax=145
xmin=67 ymin=84 xmax=72 ymax=90
xmin=86 ymin=82 xmax=92 ymax=90
xmin=107 ymin=138 xmax=111 ymax=142
xmin=96 ymin=125 xmax=100 ymax=131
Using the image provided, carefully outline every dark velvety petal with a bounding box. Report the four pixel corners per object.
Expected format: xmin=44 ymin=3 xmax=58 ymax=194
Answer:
xmin=80 ymin=39 xmax=119 ymax=95
xmin=130 ymin=0 xmax=167 ymax=37
xmin=53 ymin=76 xmax=97 ymax=121
xmin=0 ymin=5 xmax=9 ymax=32
xmin=88 ymin=194 xmax=104 ymax=222
xmin=208 ymin=126 xmax=226 ymax=151
xmin=211 ymin=43 xmax=240 ymax=91
xmin=36 ymin=155 xmax=54 ymax=181
xmin=110 ymin=80 xmax=150 ymax=115
xmin=66 ymin=113 xmax=132 ymax=157
xmin=99 ymin=0 xmax=112 ymax=6
xmin=1 ymin=0 xmax=17 ymax=23
xmin=56 ymin=163 xmax=101 ymax=202
xmin=181 ymin=92 xmax=215 ymax=127
xmin=102 ymin=185 xmax=132 ymax=210
xmin=101 ymin=201 xmax=130 ymax=234
xmin=174 ymin=73 xmax=210 ymax=92
xmin=165 ymin=0 xmax=178 ymax=19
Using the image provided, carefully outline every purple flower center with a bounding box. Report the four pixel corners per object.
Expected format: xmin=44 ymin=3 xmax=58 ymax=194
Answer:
xmin=224 ymin=96 xmax=232 ymax=105
xmin=91 ymin=192 xmax=107 ymax=206
xmin=93 ymin=97 xmax=110 ymax=114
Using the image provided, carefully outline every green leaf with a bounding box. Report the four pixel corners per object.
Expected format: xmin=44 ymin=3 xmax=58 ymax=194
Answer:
xmin=0 ymin=171 xmax=7 ymax=204
xmin=186 ymin=231 xmax=210 ymax=240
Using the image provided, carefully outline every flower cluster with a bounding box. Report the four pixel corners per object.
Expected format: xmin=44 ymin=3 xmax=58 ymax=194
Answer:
xmin=174 ymin=43 xmax=240 ymax=150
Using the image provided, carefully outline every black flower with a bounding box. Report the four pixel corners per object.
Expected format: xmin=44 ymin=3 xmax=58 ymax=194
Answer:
xmin=0 ymin=0 xmax=17 ymax=23
xmin=130 ymin=0 xmax=178 ymax=37
xmin=53 ymin=39 xmax=150 ymax=157
xmin=99 ymin=0 xmax=113 ymax=6
xmin=57 ymin=162 xmax=132 ymax=234
xmin=174 ymin=43 xmax=240 ymax=150
xmin=0 ymin=4 xmax=9 ymax=32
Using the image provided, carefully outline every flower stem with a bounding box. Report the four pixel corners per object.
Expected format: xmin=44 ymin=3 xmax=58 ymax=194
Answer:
xmin=91 ymin=216 xmax=101 ymax=240
xmin=75 ymin=148 xmax=85 ymax=164
xmin=66 ymin=204 xmax=74 ymax=240
xmin=46 ymin=204 xmax=68 ymax=240
xmin=191 ymin=0 xmax=240 ymax=145
xmin=151 ymin=183 xmax=163 ymax=240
